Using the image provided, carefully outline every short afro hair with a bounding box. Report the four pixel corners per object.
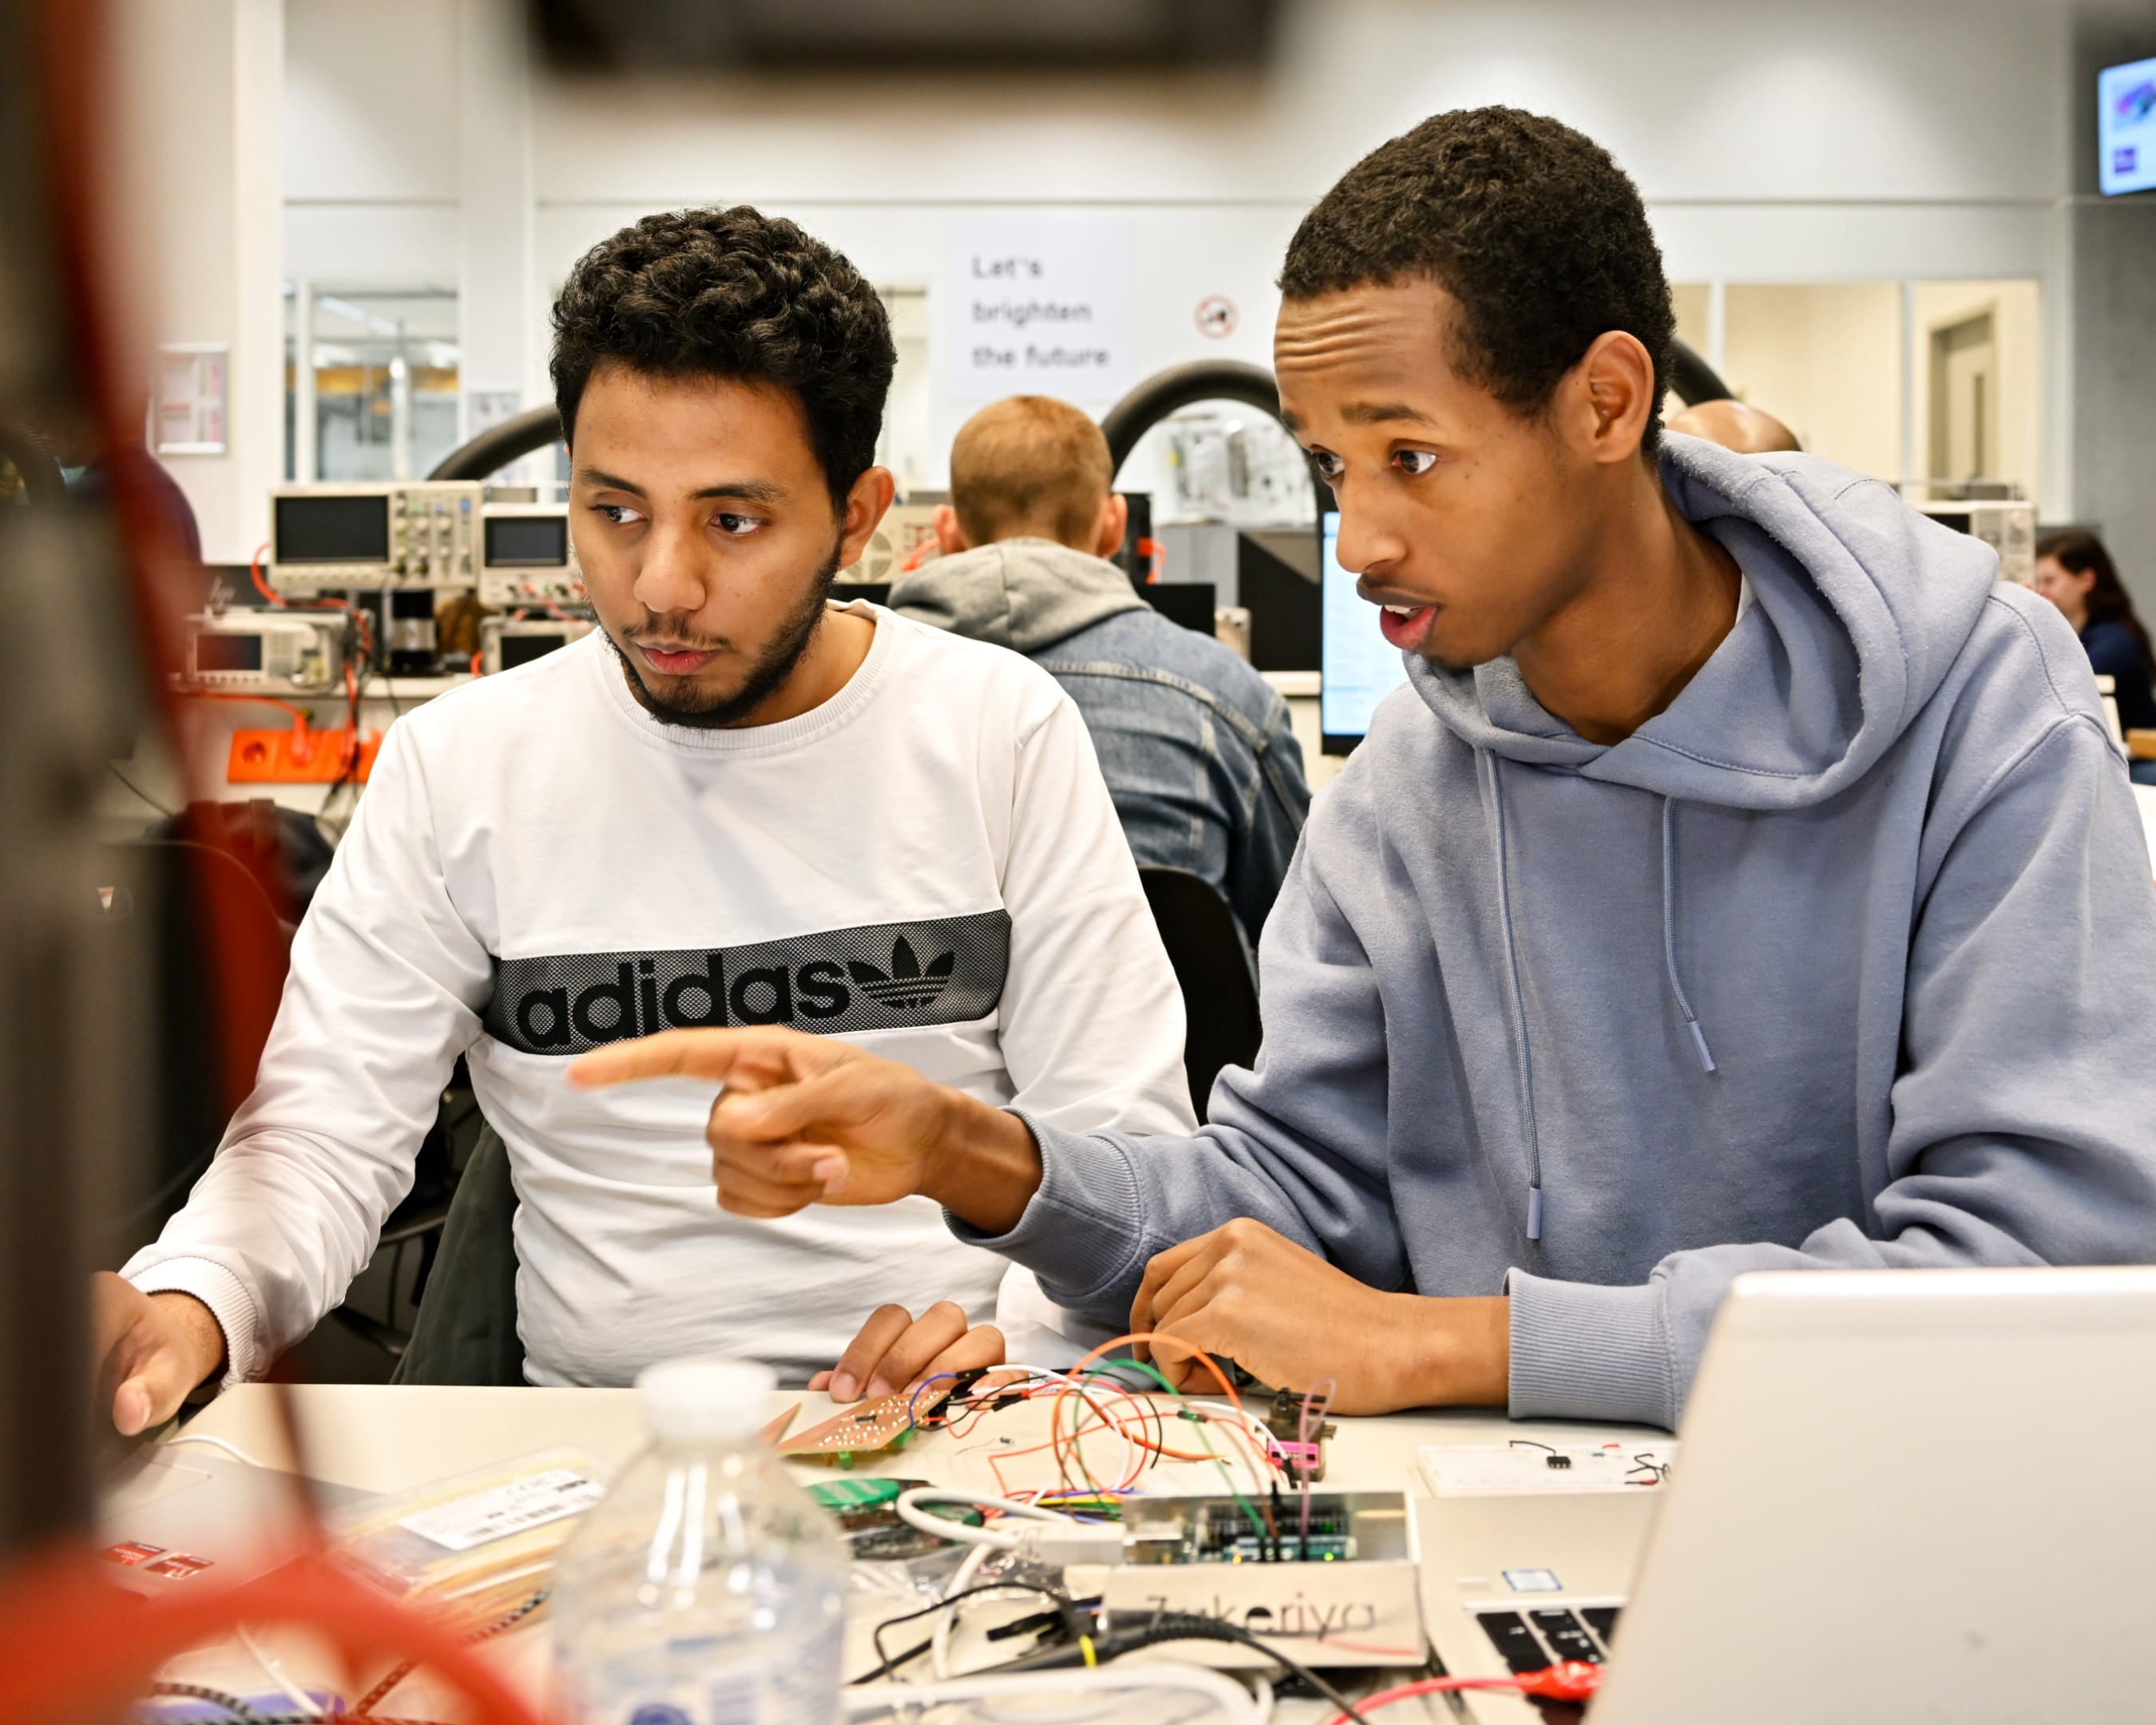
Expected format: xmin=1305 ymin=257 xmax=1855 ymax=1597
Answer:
xmin=551 ymin=207 xmax=896 ymax=507
xmin=1279 ymin=108 xmax=1674 ymax=457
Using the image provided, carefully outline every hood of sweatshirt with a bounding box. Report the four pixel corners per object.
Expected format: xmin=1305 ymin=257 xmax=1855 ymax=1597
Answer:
xmin=1408 ymin=431 xmax=2001 ymax=811
xmin=973 ymin=434 xmax=2156 ymax=1434
xmin=890 ymin=537 xmax=1147 ymax=655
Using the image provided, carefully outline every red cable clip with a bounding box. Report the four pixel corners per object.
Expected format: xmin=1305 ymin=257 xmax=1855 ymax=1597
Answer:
xmin=1517 ymin=1661 xmax=1602 ymax=1702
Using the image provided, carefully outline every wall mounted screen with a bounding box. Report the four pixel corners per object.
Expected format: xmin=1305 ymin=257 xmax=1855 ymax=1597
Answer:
xmin=2100 ymin=55 xmax=2156 ymax=196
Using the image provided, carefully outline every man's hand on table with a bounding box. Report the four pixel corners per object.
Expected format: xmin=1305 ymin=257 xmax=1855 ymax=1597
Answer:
xmin=569 ymin=1025 xmax=1043 ymax=1231
xmin=93 ymin=1272 xmax=227 ymax=1434
xmin=1131 ymin=1219 xmax=1509 ymax=1414
xmin=807 ymin=1301 xmax=1007 ymax=1402
xmin=570 ymin=1027 xmax=1510 ymax=1415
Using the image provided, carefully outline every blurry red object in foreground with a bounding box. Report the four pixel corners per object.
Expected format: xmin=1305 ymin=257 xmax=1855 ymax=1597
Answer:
xmin=0 ymin=1546 xmax=550 ymax=1725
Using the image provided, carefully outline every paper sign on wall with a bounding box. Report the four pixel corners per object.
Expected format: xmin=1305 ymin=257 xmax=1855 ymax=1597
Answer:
xmin=156 ymin=343 xmax=228 ymax=455
xmin=944 ymin=217 xmax=1132 ymax=406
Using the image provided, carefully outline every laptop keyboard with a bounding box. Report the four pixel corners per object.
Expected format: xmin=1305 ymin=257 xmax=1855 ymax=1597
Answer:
xmin=1476 ymin=1605 xmax=1621 ymax=1673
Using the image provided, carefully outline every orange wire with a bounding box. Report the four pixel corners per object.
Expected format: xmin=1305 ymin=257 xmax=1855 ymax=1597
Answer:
xmin=248 ymin=539 xmax=378 ymax=668
xmin=1052 ymin=1333 xmax=1250 ymax=1495
xmin=248 ymin=540 xmax=282 ymax=607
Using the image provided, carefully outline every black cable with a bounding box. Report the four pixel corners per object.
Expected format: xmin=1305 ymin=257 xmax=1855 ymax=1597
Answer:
xmin=1001 ymin=1613 xmax=1371 ymax=1725
xmin=109 ymin=761 xmax=177 ymax=819
xmin=858 ymin=1580 xmax=1078 ymax=1685
xmin=149 ymin=1682 xmax=264 ymax=1722
xmin=353 ymin=1588 xmax=549 ymax=1716
xmin=233 ymin=1717 xmax=454 ymax=1725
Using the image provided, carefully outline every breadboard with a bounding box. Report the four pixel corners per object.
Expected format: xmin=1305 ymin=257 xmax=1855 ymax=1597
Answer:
xmin=779 ymin=1382 xmax=957 ymax=1465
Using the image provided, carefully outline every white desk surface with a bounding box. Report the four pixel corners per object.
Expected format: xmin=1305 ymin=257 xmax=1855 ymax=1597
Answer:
xmin=177 ymin=1382 xmax=1658 ymax=1504
xmin=158 ymin=1384 xmax=1663 ymax=1721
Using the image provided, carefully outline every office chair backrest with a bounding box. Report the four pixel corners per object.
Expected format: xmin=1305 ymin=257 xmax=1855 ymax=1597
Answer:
xmin=1137 ymin=866 xmax=1262 ymax=1122
xmin=92 ymin=828 xmax=292 ymax=1255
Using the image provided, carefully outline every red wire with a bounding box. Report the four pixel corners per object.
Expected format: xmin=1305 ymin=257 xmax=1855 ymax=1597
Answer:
xmin=0 ymin=1546 xmax=547 ymax=1725
xmin=1315 ymin=1664 xmax=1603 ymax=1721
xmin=248 ymin=541 xmax=284 ymax=608
xmin=248 ymin=540 xmax=378 ymax=669
xmin=1052 ymin=1334 xmax=1262 ymax=1498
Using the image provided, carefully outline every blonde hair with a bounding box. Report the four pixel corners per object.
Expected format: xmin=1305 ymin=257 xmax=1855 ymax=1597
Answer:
xmin=949 ymin=395 xmax=1113 ymax=549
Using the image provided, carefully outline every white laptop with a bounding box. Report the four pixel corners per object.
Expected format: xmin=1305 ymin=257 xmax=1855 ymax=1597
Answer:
xmin=97 ymin=1441 xmax=373 ymax=1596
xmin=1419 ymin=1267 xmax=2156 ymax=1723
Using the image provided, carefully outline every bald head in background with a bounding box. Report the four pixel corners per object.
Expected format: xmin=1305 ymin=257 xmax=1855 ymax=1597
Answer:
xmin=1667 ymin=398 xmax=1801 ymax=455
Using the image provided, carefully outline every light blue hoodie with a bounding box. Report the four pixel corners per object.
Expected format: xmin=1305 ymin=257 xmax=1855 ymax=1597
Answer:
xmin=954 ymin=433 xmax=2156 ymax=1426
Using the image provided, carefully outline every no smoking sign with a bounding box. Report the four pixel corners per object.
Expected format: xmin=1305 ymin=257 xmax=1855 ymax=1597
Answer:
xmin=1195 ymin=295 xmax=1238 ymax=339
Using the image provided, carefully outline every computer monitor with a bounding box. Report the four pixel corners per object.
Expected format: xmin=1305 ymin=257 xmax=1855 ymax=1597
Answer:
xmin=1318 ymin=510 xmax=1410 ymax=754
xmin=2099 ymin=54 xmax=2156 ymax=196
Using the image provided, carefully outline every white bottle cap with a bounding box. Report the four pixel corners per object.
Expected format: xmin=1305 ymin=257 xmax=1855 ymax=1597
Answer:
xmin=636 ymin=1357 xmax=779 ymax=1442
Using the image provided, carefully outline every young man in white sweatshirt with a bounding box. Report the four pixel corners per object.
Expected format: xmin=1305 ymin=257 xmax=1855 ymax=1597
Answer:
xmin=93 ymin=208 xmax=1194 ymax=1432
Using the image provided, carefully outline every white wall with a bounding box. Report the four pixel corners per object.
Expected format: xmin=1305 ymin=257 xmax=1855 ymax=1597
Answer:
xmin=282 ymin=0 xmax=2121 ymax=501
xmin=112 ymin=0 xmax=283 ymax=564
xmin=1716 ymin=284 xmax=1907 ymax=482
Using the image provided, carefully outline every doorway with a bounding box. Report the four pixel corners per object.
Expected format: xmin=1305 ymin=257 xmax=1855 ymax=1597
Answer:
xmin=1930 ymin=309 xmax=1999 ymax=484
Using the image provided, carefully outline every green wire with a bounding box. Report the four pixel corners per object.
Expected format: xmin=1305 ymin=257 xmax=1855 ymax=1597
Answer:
xmin=1065 ymin=1356 xmax=1272 ymax=1545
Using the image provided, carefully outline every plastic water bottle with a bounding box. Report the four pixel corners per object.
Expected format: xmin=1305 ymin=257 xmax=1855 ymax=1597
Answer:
xmin=553 ymin=1358 xmax=847 ymax=1725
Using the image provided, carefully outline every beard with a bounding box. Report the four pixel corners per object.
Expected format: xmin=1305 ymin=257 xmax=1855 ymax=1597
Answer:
xmin=604 ymin=536 xmax=843 ymax=730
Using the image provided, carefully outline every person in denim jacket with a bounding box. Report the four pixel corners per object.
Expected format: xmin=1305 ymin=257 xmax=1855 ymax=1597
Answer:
xmin=893 ymin=395 xmax=1311 ymax=939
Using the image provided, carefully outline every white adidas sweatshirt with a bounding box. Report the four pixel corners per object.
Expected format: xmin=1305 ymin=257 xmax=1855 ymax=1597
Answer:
xmin=124 ymin=604 xmax=1196 ymax=1385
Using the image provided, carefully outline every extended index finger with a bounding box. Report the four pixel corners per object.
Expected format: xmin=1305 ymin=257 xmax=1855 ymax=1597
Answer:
xmin=568 ymin=1026 xmax=825 ymax=1091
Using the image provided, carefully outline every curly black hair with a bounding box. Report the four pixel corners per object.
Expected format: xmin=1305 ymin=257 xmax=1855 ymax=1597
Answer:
xmin=551 ymin=207 xmax=896 ymax=507
xmin=1279 ymin=108 xmax=1674 ymax=457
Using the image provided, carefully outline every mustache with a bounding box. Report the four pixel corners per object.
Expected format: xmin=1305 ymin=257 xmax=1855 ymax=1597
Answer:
xmin=624 ymin=617 xmax=734 ymax=654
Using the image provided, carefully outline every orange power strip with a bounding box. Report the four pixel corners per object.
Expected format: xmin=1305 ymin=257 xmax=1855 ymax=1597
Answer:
xmin=227 ymin=725 xmax=383 ymax=784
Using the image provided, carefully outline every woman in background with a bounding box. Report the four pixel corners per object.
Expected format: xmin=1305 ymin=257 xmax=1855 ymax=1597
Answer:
xmin=2035 ymin=530 xmax=2156 ymax=775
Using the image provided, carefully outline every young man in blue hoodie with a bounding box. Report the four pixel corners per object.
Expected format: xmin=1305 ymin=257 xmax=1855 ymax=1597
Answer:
xmin=573 ymin=108 xmax=2156 ymax=1426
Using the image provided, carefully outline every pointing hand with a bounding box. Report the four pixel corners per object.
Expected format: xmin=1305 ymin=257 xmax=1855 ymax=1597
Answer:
xmin=569 ymin=1026 xmax=1041 ymax=1230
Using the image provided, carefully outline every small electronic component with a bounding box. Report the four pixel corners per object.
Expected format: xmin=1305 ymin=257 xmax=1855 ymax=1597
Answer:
xmin=1264 ymin=1387 xmax=1336 ymax=1485
xmin=1122 ymin=1492 xmax=1390 ymax=1568
xmin=1547 ymin=1453 xmax=1572 ymax=1470
xmin=779 ymin=1381 xmax=961 ymax=1466
xmin=807 ymin=1476 xmax=982 ymax=1560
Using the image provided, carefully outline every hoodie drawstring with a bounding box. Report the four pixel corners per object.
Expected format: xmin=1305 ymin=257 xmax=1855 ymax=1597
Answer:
xmin=1489 ymin=775 xmax=1718 ymax=1244
xmin=1487 ymin=756 xmax=1545 ymax=1241
xmin=1661 ymin=797 xmax=1718 ymax=1074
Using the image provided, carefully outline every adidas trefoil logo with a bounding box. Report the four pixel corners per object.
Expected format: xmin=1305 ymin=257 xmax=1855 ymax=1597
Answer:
xmin=848 ymin=936 xmax=957 ymax=1012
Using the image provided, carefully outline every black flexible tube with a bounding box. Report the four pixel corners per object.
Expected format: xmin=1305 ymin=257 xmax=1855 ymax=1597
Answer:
xmin=1671 ymin=339 xmax=1733 ymax=406
xmin=0 ymin=422 xmax=69 ymax=504
xmin=1101 ymin=360 xmax=1280 ymax=473
xmin=426 ymin=404 xmax=563 ymax=482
